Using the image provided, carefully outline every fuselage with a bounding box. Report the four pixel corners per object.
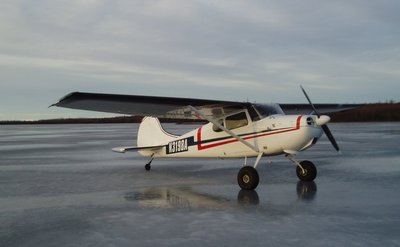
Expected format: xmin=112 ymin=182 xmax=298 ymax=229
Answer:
xmin=141 ymin=114 xmax=324 ymax=158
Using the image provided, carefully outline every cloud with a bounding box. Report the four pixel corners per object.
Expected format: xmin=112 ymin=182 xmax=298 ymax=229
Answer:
xmin=0 ymin=0 xmax=399 ymax=119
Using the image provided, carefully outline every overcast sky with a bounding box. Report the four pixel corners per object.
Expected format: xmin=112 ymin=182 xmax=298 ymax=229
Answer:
xmin=1 ymin=0 xmax=399 ymax=120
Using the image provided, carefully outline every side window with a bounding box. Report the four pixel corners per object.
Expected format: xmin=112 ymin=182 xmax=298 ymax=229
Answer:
xmin=212 ymin=119 xmax=224 ymax=132
xmin=225 ymin=112 xmax=248 ymax=130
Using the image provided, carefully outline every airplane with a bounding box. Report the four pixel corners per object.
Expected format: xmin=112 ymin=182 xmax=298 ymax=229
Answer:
xmin=51 ymin=86 xmax=361 ymax=190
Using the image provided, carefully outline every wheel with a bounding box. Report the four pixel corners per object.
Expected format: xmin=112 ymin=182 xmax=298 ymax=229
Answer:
xmin=237 ymin=166 xmax=259 ymax=190
xmin=296 ymin=160 xmax=317 ymax=181
xmin=145 ymin=163 xmax=151 ymax=171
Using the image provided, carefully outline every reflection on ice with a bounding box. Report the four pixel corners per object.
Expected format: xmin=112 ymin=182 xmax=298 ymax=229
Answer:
xmin=237 ymin=190 xmax=259 ymax=205
xmin=125 ymin=187 xmax=230 ymax=210
xmin=296 ymin=181 xmax=317 ymax=201
xmin=125 ymin=182 xmax=318 ymax=210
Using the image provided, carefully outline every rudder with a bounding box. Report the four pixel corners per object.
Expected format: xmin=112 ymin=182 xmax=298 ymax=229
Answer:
xmin=137 ymin=117 xmax=177 ymax=147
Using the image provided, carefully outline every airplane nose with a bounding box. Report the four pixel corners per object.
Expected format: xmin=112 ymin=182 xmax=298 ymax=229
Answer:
xmin=315 ymin=115 xmax=331 ymax=126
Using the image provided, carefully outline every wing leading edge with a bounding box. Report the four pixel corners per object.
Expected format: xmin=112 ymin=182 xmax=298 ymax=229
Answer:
xmin=51 ymin=92 xmax=252 ymax=120
xmin=52 ymin=92 xmax=363 ymax=119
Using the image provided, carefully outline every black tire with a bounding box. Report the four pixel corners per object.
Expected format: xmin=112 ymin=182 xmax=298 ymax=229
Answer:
xmin=237 ymin=166 xmax=259 ymax=190
xmin=145 ymin=163 xmax=151 ymax=171
xmin=296 ymin=160 xmax=317 ymax=181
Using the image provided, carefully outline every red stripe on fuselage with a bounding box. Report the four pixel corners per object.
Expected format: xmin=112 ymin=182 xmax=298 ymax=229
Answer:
xmin=197 ymin=116 xmax=302 ymax=150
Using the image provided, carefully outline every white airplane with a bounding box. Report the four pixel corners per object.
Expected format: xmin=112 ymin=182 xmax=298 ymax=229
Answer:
xmin=52 ymin=86 xmax=360 ymax=190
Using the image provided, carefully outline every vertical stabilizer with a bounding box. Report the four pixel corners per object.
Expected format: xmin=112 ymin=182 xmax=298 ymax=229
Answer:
xmin=137 ymin=117 xmax=178 ymax=147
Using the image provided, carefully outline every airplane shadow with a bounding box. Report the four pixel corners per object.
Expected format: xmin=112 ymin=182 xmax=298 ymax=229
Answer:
xmin=124 ymin=181 xmax=317 ymax=209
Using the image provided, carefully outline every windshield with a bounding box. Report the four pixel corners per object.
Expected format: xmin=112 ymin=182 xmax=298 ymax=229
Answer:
xmin=253 ymin=104 xmax=284 ymax=118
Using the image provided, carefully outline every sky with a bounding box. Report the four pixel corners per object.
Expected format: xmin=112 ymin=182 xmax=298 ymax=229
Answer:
xmin=1 ymin=0 xmax=399 ymax=120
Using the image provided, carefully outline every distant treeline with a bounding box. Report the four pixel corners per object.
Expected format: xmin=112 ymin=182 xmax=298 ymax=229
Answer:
xmin=1 ymin=103 xmax=399 ymax=125
xmin=330 ymin=102 xmax=400 ymax=122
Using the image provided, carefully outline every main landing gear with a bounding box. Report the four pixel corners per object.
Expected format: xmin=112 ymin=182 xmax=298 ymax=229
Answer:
xmin=237 ymin=153 xmax=263 ymax=190
xmin=237 ymin=166 xmax=259 ymax=190
xmin=237 ymin=153 xmax=317 ymax=190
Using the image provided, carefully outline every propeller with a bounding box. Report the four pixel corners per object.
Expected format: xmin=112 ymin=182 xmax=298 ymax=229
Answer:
xmin=300 ymin=86 xmax=320 ymax=117
xmin=300 ymin=86 xmax=340 ymax=152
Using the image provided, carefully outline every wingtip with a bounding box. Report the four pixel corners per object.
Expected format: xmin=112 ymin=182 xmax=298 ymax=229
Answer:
xmin=50 ymin=91 xmax=80 ymax=108
xmin=48 ymin=102 xmax=59 ymax=108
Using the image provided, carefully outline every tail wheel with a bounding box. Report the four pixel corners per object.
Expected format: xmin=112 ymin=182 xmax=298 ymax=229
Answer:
xmin=237 ymin=166 xmax=259 ymax=190
xmin=296 ymin=160 xmax=317 ymax=181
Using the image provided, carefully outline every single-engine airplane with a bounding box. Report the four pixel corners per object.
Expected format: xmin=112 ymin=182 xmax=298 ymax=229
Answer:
xmin=52 ymin=86 xmax=361 ymax=190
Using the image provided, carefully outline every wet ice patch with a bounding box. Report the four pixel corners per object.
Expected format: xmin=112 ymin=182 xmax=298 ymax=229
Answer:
xmin=331 ymin=156 xmax=400 ymax=174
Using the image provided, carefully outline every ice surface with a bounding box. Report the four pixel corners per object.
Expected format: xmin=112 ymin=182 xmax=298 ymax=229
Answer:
xmin=0 ymin=123 xmax=399 ymax=246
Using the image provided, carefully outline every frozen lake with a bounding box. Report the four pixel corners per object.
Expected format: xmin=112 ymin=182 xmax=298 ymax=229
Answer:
xmin=1 ymin=122 xmax=399 ymax=246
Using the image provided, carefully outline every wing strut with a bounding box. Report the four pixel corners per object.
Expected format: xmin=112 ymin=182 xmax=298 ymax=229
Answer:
xmin=188 ymin=105 xmax=260 ymax=153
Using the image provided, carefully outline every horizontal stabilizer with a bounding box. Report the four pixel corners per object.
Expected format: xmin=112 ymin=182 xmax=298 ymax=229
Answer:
xmin=112 ymin=145 xmax=164 ymax=153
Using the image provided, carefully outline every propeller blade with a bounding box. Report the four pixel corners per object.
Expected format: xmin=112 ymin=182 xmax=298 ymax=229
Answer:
xmin=300 ymin=85 xmax=320 ymax=117
xmin=300 ymin=85 xmax=340 ymax=153
xmin=321 ymin=125 xmax=340 ymax=152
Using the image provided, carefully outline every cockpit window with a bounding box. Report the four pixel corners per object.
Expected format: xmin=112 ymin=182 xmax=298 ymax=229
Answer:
xmin=253 ymin=104 xmax=284 ymax=118
xmin=213 ymin=111 xmax=249 ymax=132
xmin=225 ymin=112 xmax=248 ymax=130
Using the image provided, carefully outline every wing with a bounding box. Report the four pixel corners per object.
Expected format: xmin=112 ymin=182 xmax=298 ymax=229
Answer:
xmin=279 ymin=103 xmax=364 ymax=115
xmin=52 ymin=92 xmax=363 ymax=119
xmin=51 ymin=92 xmax=251 ymax=120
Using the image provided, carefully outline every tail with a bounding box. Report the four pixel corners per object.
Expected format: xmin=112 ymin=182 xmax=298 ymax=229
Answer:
xmin=137 ymin=117 xmax=178 ymax=147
